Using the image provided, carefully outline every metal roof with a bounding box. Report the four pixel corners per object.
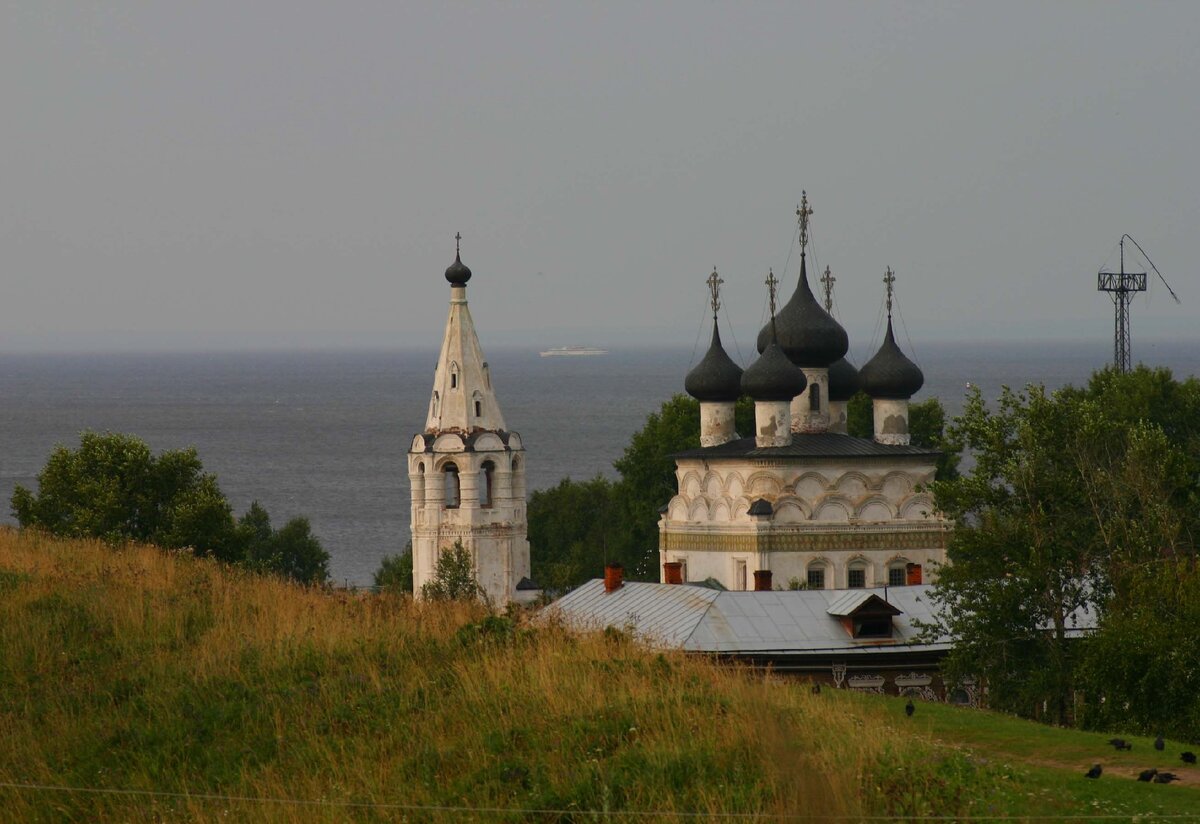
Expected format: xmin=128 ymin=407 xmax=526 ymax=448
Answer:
xmin=672 ymin=432 xmax=939 ymax=460
xmin=544 ymin=580 xmax=720 ymax=648
xmin=544 ymin=581 xmax=1095 ymax=656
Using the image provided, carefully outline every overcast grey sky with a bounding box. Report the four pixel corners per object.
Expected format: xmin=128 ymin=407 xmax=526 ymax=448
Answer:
xmin=3 ymin=2 xmax=1197 ymax=353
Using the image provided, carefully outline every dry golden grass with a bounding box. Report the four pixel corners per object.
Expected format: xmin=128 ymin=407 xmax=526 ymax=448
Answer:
xmin=0 ymin=528 xmax=970 ymax=822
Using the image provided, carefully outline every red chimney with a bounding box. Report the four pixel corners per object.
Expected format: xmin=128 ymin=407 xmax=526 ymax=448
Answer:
xmin=604 ymin=563 xmax=625 ymax=593
xmin=663 ymin=561 xmax=683 ymax=585
xmin=753 ymin=570 xmax=773 ymax=591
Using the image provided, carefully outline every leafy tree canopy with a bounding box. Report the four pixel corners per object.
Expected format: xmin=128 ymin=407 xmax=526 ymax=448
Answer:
xmin=13 ymin=432 xmax=330 ymax=585
xmin=422 ymin=540 xmax=485 ymax=602
xmin=925 ymin=367 xmax=1198 ymax=727
xmin=374 ymin=541 xmax=414 ymax=593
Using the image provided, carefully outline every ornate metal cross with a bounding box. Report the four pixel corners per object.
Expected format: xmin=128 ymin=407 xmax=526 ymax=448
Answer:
xmin=765 ymin=268 xmax=780 ymax=317
xmin=883 ymin=266 xmax=896 ymax=316
xmin=455 ymin=231 xmax=462 ymax=255
xmin=821 ymin=265 xmax=836 ymax=312
xmin=796 ymin=191 xmax=813 ymax=251
xmin=706 ymin=267 xmax=723 ymax=317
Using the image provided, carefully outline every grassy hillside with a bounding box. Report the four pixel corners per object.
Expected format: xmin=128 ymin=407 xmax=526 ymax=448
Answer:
xmin=1 ymin=529 xmax=1197 ymax=822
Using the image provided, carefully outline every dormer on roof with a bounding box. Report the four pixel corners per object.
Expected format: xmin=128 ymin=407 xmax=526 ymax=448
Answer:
xmin=826 ymin=591 xmax=903 ymax=640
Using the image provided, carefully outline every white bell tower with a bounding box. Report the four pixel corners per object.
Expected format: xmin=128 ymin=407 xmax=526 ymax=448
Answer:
xmin=408 ymin=234 xmax=532 ymax=604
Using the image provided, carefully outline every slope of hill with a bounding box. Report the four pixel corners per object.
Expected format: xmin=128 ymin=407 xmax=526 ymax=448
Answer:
xmin=1 ymin=529 xmax=1196 ymax=822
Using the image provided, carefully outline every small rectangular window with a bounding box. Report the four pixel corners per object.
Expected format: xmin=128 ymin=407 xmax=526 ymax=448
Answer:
xmin=807 ymin=568 xmax=825 ymax=589
xmin=854 ymin=618 xmax=892 ymax=638
xmin=474 ymin=400 xmax=482 ymax=417
xmin=451 ymin=373 xmax=458 ymax=389
xmin=848 ymin=568 xmax=866 ymax=589
xmin=809 ymin=383 xmax=821 ymax=411
xmin=735 ymin=560 xmax=747 ymax=591
xmin=888 ymin=567 xmax=906 ymax=587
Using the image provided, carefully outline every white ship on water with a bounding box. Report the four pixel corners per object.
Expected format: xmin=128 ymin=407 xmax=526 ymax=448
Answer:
xmin=539 ymin=345 xmax=609 ymax=357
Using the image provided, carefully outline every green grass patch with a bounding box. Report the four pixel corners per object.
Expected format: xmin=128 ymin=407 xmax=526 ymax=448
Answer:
xmin=2 ymin=531 xmax=1198 ymax=822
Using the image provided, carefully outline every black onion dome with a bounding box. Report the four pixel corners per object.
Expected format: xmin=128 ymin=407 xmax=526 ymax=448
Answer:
xmin=827 ymin=356 xmax=860 ymax=402
xmin=685 ymin=321 xmax=744 ymax=402
xmin=756 ymin=256 xmax=849 ymax=367
xmin=741 ymin=336 xmax=807 ymax=402
xmin=445 ymin=251 xmax=472 ymax=285
xmin=859 ymin=319 xmax=924 ymax=400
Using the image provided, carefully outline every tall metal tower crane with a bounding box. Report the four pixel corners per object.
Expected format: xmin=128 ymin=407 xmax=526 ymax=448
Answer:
xmin=1097 ymin=235 xmax=1180 ymax=372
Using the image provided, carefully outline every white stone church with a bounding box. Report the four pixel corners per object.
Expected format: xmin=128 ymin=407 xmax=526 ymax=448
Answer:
xmin=662 ymin=195 xmax=950 ymax=592
xmin=410 ymin=197 xmax=949 ymax=602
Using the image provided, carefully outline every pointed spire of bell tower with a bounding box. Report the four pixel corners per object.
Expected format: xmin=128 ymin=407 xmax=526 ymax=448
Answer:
xmin=426 ymin=233 xmax=506 ymax=434
xmin=408 ymin=234 xmax=533 ymax=606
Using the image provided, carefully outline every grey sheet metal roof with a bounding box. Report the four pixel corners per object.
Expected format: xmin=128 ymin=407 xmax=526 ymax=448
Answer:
xmin=672 ymin=433 xmax=939 ymax=460
xmin=544 ymin=581 xmax=1095 ymax=656
xmin=544 ymin=580 xmax=721 ymax=648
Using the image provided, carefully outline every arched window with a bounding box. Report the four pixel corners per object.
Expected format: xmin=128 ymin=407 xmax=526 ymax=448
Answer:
xmin=479 ymin=461 xmax=495 ymax=508
xmin=473 ymin=391 xmax=483 ymax=419
xmin=443 ymin=463 xmax=460 ymax=508
xmin=887 ymin=561 xmax=908 ymax=587
xmin=412 ymin=462 xmax=426 ymax=502
xmin=806 ymin=562 xmax=826 ymax=590
xmin=431 ymin=391 xmax=440 ymax=417
xmin=450 ymin=362 xmax=459 ymax=390
xmin=847 ymin=561 xmax=867 ymax=589
xmin=512 ymin=456 xmax=520 ymax=473
xmin=810 ymin=383 xmax=821 ymax=411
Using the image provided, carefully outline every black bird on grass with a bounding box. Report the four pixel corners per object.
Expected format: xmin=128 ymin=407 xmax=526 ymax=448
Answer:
xmin=1182 ymin=751 xmax=1197 ymax=765
xmin=1108 ymin=738 xmax=1126 ymax=749
xmin=811 ymin=683 xmax=821 ymax=695
xmin=1155 ymin=735 xmax=1165 ymax=751
xmin=1138 ymin=768 xmax=1158 ymax=782
xmin=1085 ymin=764 xmax=1102 ymax=779
xmin=905 ymin=699 xmax=915 ymax=717
xmin=1118 ymin=741 xmax=1133 ymax=751
xmin=1154 ymin=772 xmax=1179 ymax=784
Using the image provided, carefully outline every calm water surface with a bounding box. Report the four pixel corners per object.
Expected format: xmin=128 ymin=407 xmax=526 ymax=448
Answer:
xmin=1 ymin=339 xmax=1196 ymax=584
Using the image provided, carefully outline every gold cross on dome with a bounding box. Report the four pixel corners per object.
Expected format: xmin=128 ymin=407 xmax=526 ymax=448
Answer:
xmin=765 ymin=268 xmax=780 ymax=317
xmin=796 ymin=191 xmax=813 ymax=251
xmin=820 ymin=265 xmax=836 ymax=312
xmin=706 ymin=267 xmax=723 ymax=317
xmin=883 ymin=267 xmax=896 ymax=316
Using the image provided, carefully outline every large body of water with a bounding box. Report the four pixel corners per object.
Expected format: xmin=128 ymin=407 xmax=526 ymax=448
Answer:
xmin=1 ymin=339 xmax=1196 ymax=585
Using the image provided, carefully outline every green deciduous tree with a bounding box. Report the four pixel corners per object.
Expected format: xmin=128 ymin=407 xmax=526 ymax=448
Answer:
xmin=422 ymin=540 xmax=484 ymax=602
xmin=1076 ymin=558 xmax=1200 ymax=740
xmin=12 ymin=431 xmax=239 ymax=560
xmin=926 ymin=371 xmax=1196 ymax=726
xmin=247 ymin=515 xmax=330 ymax=586
xmin=373 ymin=541 xmax=414 ymax=593
xmin=13 ymin=432 xmax=330 ymax=585
xmin=528 ymin=476 xmax=622 ymax=592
